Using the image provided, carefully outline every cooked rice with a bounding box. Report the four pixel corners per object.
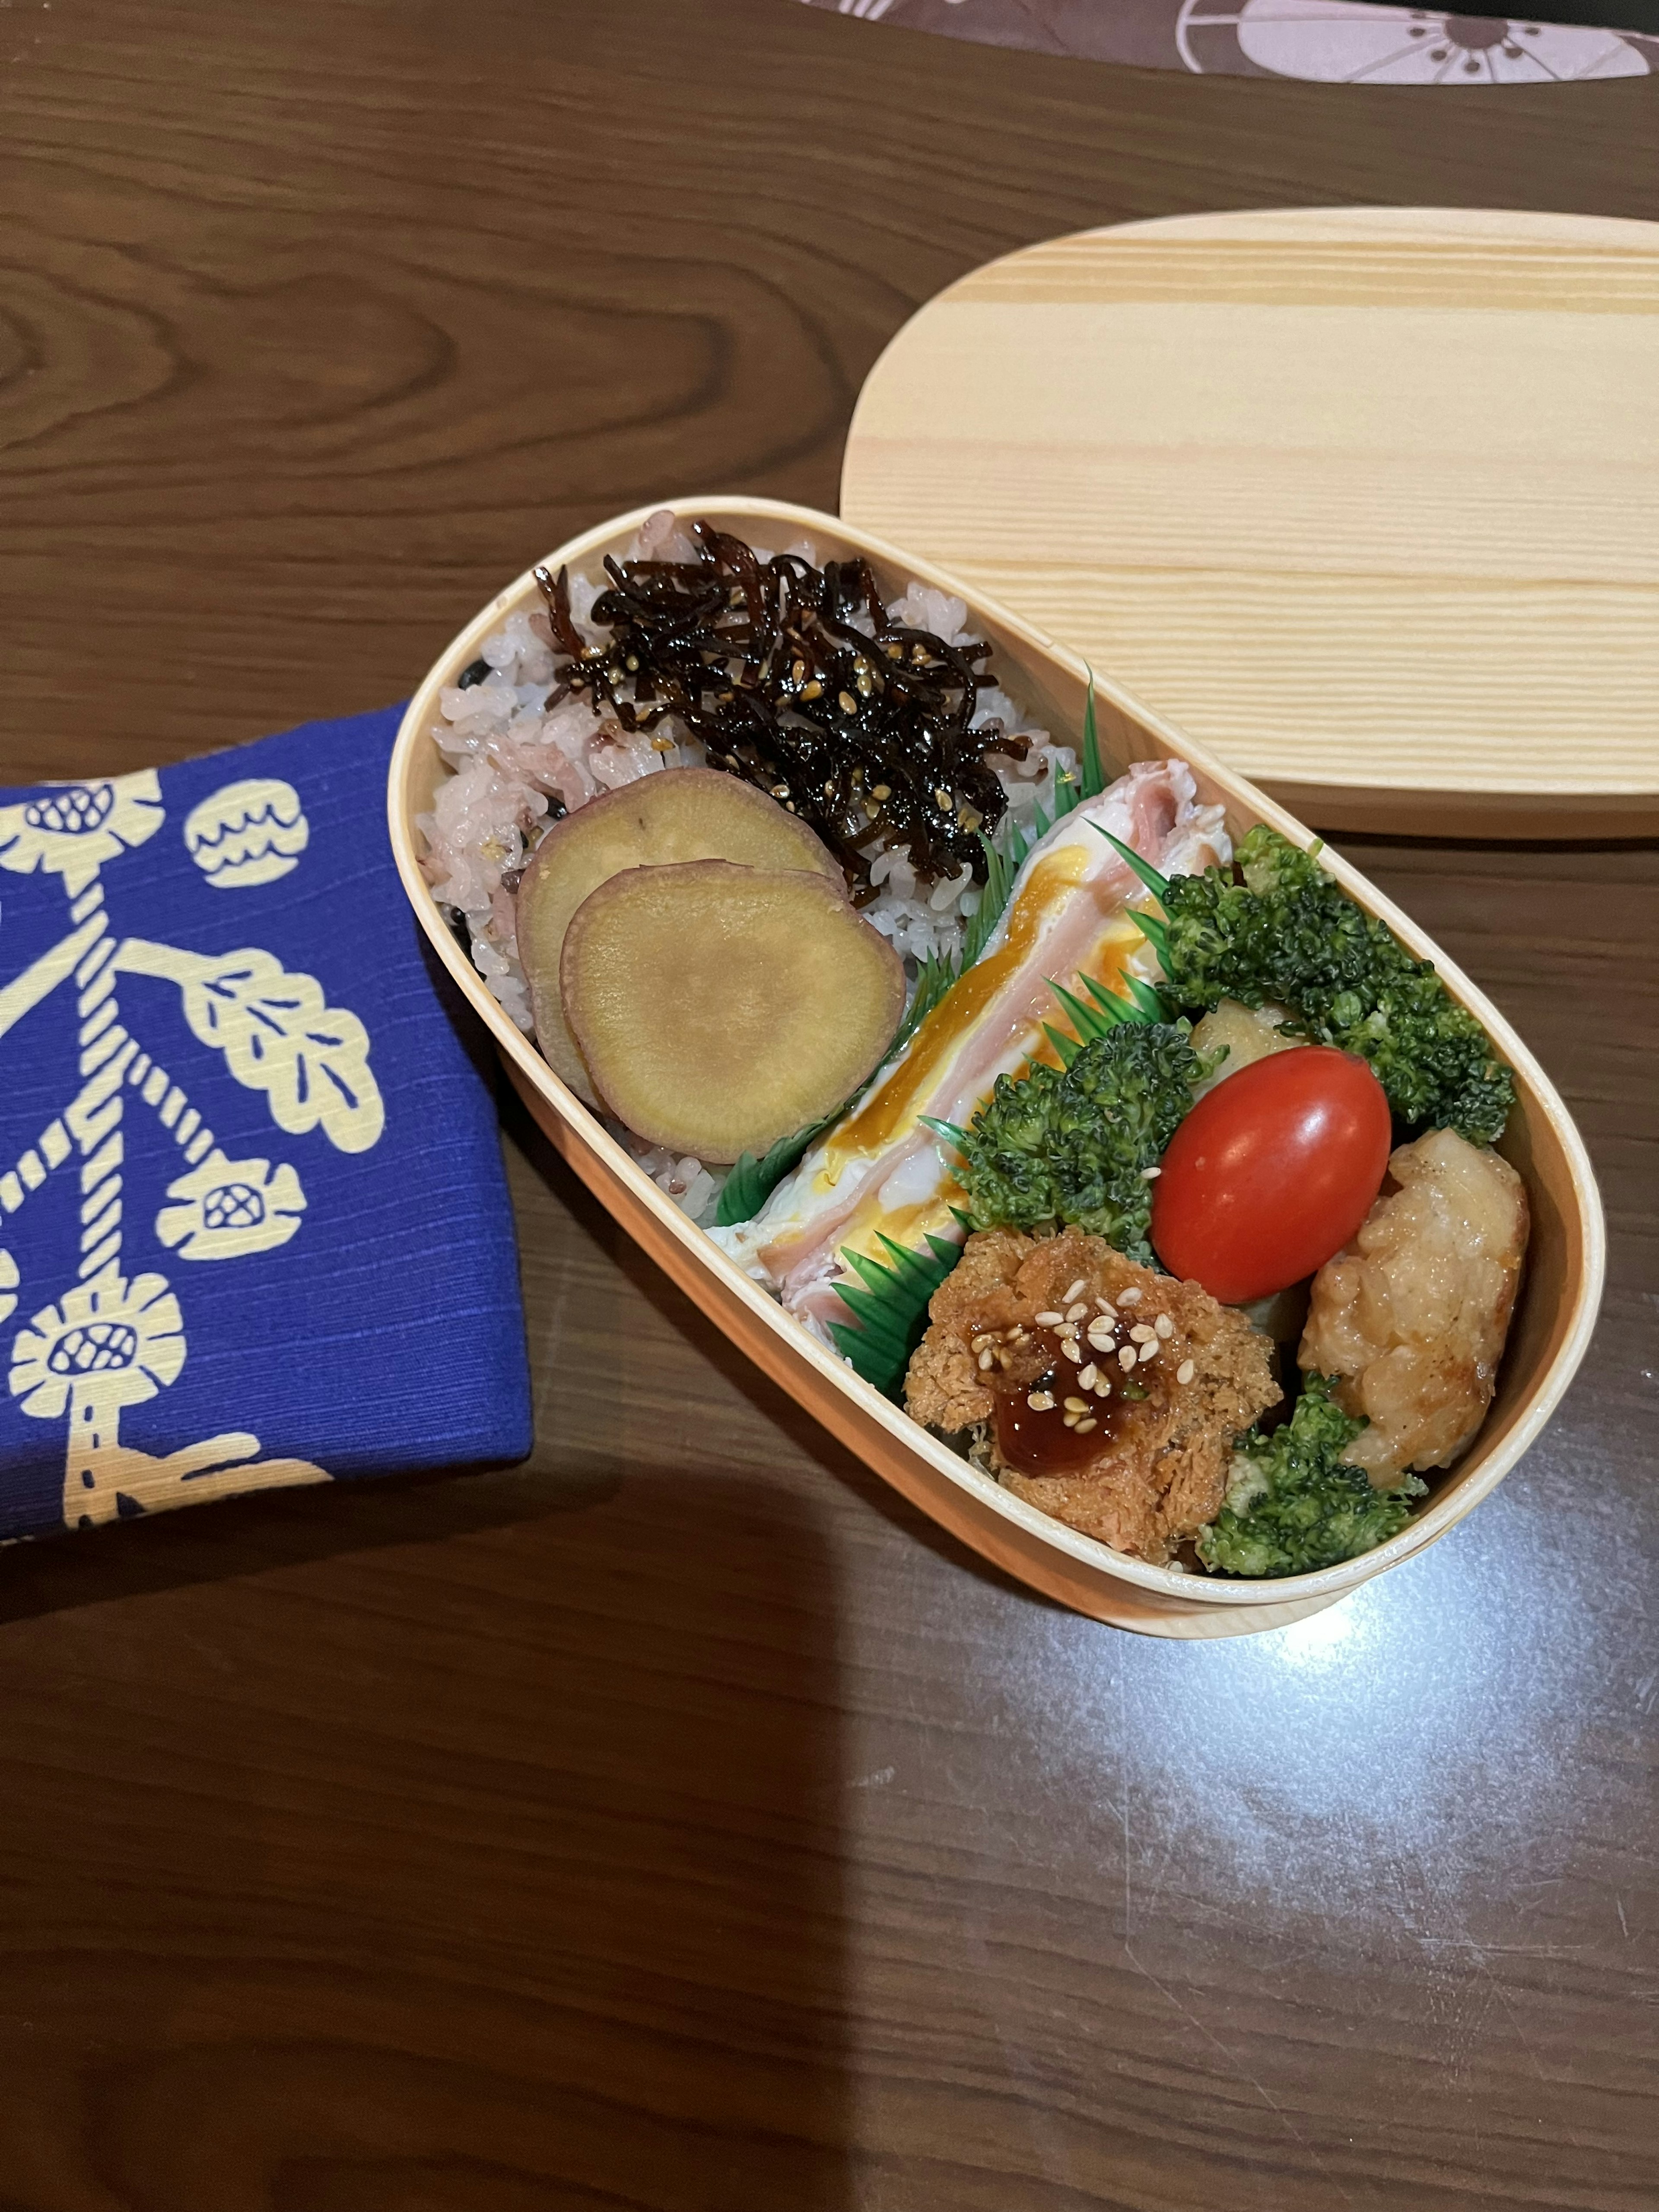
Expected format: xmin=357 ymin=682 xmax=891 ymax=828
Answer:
xmin=417 ymin=513 xmax=1073 ymax=1163
xmin=627 ymin=1139 xmax=722 ymax=1225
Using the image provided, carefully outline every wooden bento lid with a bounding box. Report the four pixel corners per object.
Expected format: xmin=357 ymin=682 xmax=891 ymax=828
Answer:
xmin=841 ymin=207 xmax=1659 ymax=840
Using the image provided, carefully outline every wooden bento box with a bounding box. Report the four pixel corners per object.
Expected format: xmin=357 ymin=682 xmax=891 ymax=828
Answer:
xmin=387 ymin=498 xmax=1605 ymax=1639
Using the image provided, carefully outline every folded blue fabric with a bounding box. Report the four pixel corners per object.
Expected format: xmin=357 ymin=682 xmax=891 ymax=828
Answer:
xmin=0 ymin=707 xmax=531 ymax=1541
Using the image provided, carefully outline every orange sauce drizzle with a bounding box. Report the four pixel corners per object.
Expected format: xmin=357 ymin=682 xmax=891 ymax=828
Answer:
xmin=820 ymin=850 xmax=1143 ymax=1176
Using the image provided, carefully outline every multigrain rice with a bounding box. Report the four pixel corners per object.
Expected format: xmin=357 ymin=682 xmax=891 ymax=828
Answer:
xmin=419 ymin=512 xmax=1077 ymax=1220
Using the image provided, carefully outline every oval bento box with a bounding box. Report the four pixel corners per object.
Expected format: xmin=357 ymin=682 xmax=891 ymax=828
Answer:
xmin=388 ymin=498 xmax=1605 ymax=1639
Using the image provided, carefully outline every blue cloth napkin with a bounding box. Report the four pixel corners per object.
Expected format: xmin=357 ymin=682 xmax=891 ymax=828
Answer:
xmin=0 ymin=707 xmax=531 ymax=1541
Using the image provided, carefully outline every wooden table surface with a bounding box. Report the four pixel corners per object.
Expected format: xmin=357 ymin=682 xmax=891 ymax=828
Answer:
xmin=3 ymin=2 xmax=1655 ymax=2205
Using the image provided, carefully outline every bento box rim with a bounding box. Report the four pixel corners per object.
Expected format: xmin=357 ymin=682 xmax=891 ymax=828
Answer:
xmin=387 ymin=495 xmax=1606 ymax=1610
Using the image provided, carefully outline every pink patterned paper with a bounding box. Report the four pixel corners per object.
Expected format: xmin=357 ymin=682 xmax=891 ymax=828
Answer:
xmin=796 ymin=0 xmax=1657 ymax=82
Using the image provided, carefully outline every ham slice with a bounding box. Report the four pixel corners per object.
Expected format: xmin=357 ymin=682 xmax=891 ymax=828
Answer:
xmin=711 ymin=758 xmax=1230 ymax=1333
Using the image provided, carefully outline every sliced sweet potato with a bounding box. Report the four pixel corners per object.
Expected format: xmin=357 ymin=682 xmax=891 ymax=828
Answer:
xmin=516 ymin=768 xmax=842 ymax=1103
xmin=560 ymin=860 xmax=906 ymax=1162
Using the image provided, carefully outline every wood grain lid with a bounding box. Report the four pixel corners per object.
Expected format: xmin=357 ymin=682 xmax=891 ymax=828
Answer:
xmin=842 ymin=207 xmax=1659 ymax=837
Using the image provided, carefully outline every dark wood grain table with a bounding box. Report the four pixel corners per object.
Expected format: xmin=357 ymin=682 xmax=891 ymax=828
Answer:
xmin=2 ymin=2 xmax=1655 ymax=2204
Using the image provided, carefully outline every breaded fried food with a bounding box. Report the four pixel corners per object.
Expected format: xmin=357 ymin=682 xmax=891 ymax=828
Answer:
xmin=1300 ymin=1127 xmax=1528 ymax=1479
xmin=905 ymin=1228 xmax=1279 ymax=1564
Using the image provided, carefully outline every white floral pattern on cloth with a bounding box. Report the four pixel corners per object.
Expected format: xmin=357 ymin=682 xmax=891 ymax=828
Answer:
xmin=0 ymin=771 xmax=166 ymax=896
xmin=10 ymin=1273 xmax=186 ymax=1423
xmin=0 ymin=763 xmax=385 ymax=1528
xmin=155 ymin=1155 xmax=307 ymax=1261
xmin=114 ymin=942 xmax=384 ymax=1153
xmin=183 ymin=778 xmax=310 ymax=889
xmin=794 ymin=0 xmax=1657 ymax=80
xmin=4 ymin=1271 xmax=320 ymax=1531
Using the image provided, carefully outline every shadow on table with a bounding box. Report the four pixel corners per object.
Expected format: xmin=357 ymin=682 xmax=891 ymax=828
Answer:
xmin=503 ymin=1085 xmax=1045 ymax=1615
xmin=0 ymin=1464 xmax=853 ymax=2209
xmin=0 ymin=1083 xmax=856 ymax=2204
xmin=0 ymin=1456 xmax=582 ymax=1627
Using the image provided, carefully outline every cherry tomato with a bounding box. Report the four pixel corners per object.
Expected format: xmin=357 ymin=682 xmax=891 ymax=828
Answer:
xmin=1150 ymin=1046 xmax=1392 ymax=1304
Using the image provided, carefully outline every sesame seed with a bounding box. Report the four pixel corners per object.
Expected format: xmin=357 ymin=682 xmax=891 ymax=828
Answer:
xmin=871 ymin=783 xmax=891 ymax=801
xmin=1077 ymin=1363 xmax=1097 ymax=1389
xmin=1118 ymin=1287 xmax=1142 ymax=1306
xmin=1129 ymin=1324 xmax=1156 ymax=1344
xmin=1138 ymin=1341 xmax=1159 ymax=1364
xmin=1075 ymin=1418 xmax=1097 ymax=1435
xmin=1027 ymin=1390 xmax=1055 ymax=1412
xmin=1063 ymin=1396 xmax=1089 ymax=1414
xmin=801 ymin=681 xmax=822 ymax=700
xmin=1155 ymin=1313 xmax=1175 ymax=1340
xmin=1062 ymin=1411 xmax=1079 ymax=1429
xmin=1062 ymin=1278 xmax=1087 ymax=1304
xmin=1065 ymin=1301 xmax=1088 ymax=1323
xmin=1095 ymin=1296 xmax=1117 ymax=1317
xmin=1061 ymin=1339 xmax=1083 ymax=1362
xmin=1176 ymin=1359 xmax=1196 ymax=1385
xmin=1035 ymin=1310 xmax=1064 ymax=1326
xmin=839 ymin=690 xmax=858 ymax=714
xmin=1086 ymin=1325 xmax=1115 ymax=1353
xmin=1141 ymin=1166 xmax=1161 ymax=1181
xmin=1118 ymin=1344 xmax=1137 ymax=1372
xmin=996 ymin=1350 xmax=1011 ymax=1368
xmin=977 ymin=1349 xmax=995 ymax=1371
xmin=1094 ymin=1376 xmax=1113 ymax=1397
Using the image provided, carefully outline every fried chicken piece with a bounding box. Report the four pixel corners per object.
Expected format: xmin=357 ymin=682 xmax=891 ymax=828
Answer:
xmin=906 ymin=1228 xmax=1279 ymax=1564
xmin=1300 ymin=1127 xmax=1528 ymax=1481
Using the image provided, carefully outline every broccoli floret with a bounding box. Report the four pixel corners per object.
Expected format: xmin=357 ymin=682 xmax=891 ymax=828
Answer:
xmin=948 ymin=1023 xmax=1209 ymax=1262
xmin=1196 ymin=1374 xmax=1425 ymax=1578
xmin=1154 ymin=826 xmax=1514 ymax=1146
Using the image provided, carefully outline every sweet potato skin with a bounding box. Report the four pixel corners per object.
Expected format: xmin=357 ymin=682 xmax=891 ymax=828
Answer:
xmin=516 ymin=768 xmax=842 ymax=1103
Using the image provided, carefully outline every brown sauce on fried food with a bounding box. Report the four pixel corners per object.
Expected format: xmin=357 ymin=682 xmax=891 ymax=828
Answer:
xmin=986 ymin=1323 xmax=1132 ymax=1475
xmin=905 ymin=1228 xmax=1280 ymax=1564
